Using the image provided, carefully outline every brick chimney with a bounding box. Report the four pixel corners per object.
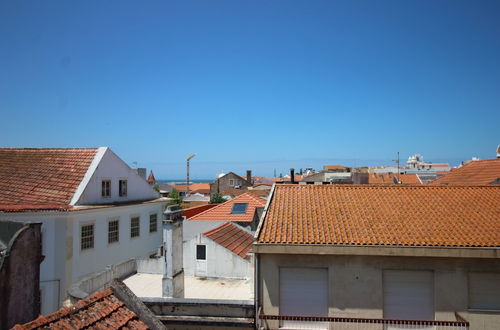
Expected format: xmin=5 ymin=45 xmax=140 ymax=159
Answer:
xmin=290 ymin=168 xmax=295 ymax=184
xmin=246 ymin=170 xmax=252 ymax=184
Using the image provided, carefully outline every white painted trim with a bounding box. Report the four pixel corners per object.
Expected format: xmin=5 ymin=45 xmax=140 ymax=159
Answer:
xmin=69 ymin=147 xmax=108 ymax=206
xmin=254 ymin=183 xmax=276 ymax=240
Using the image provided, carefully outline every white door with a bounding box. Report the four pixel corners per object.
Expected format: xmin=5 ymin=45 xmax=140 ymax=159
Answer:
xmin=195 ymin=244 xmax=207 ymax=277
xmin=383 ymin=270 xmax=434 ymax=329
xmin=280 ymin=267 xmax=328 ymax=329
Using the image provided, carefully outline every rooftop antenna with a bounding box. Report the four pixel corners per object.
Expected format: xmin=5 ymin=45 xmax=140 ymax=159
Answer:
xmin=132 ymin=161 xmax=138 ymax=168
xmin=392 ymin=152 xmax=400 ymax=183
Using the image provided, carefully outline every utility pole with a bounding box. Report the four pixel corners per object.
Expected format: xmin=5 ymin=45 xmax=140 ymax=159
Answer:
xmin=392 ymin=152 xmax=400 ymax=183
xmin=186 ymin=154 xmax=196 ymax=196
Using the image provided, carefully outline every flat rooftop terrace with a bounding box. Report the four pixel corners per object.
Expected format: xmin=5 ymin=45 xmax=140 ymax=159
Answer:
xmin=123 ymin=273 xmax=253 ymax=300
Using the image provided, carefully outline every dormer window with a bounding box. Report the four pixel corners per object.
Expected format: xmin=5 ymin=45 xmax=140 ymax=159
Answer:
xmin=101 ymin=180 xmax=111 ymax=197
xmin=231 ymin=203 xmax=248 ymax=214
xmin=119 ymin=179 xmax=127 ymax=197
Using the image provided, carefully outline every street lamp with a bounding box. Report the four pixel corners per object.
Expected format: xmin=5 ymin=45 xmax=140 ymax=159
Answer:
xmin=186 ymin=154 xmax=196 ymax=196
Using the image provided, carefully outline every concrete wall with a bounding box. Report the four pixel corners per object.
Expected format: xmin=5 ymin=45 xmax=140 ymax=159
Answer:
xmin=77 ymin=148 xmax=159 ymax=205
xmin=258 ymin=254 xmax=500 ymax=330
xmin=0 ymin=222 xmax=41 ymax=329
xmin=184 ymin=233 xmax=253 ymax=279
xmin=142 ymin=297 xmax=254 ymax=329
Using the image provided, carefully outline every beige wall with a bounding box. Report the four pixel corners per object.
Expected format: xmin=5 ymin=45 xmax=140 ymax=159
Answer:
xmin=257 ymin=254 xmax=500 ymax=330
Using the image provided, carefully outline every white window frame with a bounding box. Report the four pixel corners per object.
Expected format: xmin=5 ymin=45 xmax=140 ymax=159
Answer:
xmin=130 ymin=216 xmax=140 ymax=238
xmin=101 ymin=179 xmax=111 ymax=198
xmin=108 ymin=218 xmax=119 ymax=244
xmin=80 ymin=222 xmax=95 ymax=251
xmin=149 ymin=213 xmax=158 ymax=233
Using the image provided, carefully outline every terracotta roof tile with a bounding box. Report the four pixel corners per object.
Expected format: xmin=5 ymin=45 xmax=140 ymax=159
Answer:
xmin=12 ymin=288 xmax=148 ymax=329
xmin=188 ymin=193 xmax=266 ymax=222
xmin=147 ymin=170 xmax=156 ymax=184
xmin=203 ymin=222 xmax=254 ymax=259
xmin=257 ymin=184 xmax=500 ymax=247
xmin=369 ymin=173 xmax=421 ymax=184
xmin=174 ymin=182 xmax=210 ymax=192
xmin=182 ymin=203 xmax=218 ymax=218
xmin=430 ymin=158 xmax=500 ymax=185
xmin=0 ymin=148 xmax=97 ymax=209
xmin=222 ymin=188 xmax=270 ymax=198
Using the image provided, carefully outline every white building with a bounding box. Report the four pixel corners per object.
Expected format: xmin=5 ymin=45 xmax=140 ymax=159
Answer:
xmin=184 ymin=222 xmax=253 ymax=279
xmin=0 ymin=147 xmax=168 ymax=314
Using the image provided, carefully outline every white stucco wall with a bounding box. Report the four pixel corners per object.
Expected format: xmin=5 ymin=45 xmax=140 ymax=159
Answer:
xmin=0 ymin=200 xmax=165 ymax=315
xmin=76 ymin=148 xmax=159 ymax=205
xmin=184 ymin=233 xmax=253 ymax=279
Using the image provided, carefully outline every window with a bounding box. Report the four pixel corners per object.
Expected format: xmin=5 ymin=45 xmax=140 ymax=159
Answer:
xmin=101 ymin=180 xmax=111 ymax=197
xmin=149 ymin=213 xmax=158 ymax=233
xmin=229 ymin=179 xmax=234 ymax=186
xmin=231 ymin=203 xmax=248 ymax=214
xmin=108 ymin=220 xmax=119 ymax=243
xmin=469 ymin=273 xmax=500 ymax=310
xmin=119 ymin=179 xmax=127 ymax=197
xmin=196 ymin=245 xmax=206 ymax=260
xmin=81 ymin=224 xmax=94 ymax=250
xmin=130 ymin=217 xmax=140 ymax=238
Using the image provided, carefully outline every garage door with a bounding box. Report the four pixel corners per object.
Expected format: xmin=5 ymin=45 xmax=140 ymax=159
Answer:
xmin=280 ymin=267 xmax=328 ymax=329
xmin=383 ymin=270 xmax=434 ymax=328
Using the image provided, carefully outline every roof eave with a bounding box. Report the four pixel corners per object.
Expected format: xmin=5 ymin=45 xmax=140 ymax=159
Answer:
xmin=252 ymin=242 xmax=500 ymax=259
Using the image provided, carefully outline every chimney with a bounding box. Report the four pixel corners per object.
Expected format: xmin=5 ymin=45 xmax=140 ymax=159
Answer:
xmin=290 ymin=168 xmax=295 ymax=184
xmin=246 ymin=170 xmax=252 ymax=184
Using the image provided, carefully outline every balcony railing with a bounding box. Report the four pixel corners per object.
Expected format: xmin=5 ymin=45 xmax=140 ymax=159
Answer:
xmin=258 ymin=312 xmax=469 ymax=330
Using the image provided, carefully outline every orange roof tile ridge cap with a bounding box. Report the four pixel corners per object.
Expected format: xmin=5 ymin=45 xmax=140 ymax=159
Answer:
xmin=254 ymin=183 xmax=277 ymax=241
xmin=68 ymin=147 xmax=107 ymax=206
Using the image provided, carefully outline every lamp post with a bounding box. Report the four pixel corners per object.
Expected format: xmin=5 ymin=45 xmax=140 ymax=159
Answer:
xmin=186 ymin=154 xmax=196 ymax=196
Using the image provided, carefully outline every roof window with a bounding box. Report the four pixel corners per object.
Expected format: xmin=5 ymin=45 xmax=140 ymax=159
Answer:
xmin=231 ymin=203 xmax=248 ymax=214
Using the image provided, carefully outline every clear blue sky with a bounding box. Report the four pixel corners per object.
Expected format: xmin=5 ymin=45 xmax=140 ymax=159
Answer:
xmin=1 ymin=0 xmax=499 ymax=179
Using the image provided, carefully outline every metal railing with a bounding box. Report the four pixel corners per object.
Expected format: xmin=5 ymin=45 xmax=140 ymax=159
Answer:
xmin=258 ymin=312 xmax=469 ymax=330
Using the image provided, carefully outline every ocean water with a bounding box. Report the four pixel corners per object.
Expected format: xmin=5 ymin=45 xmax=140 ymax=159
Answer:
xmin=157 ymin=179 xmax=211 ymax=184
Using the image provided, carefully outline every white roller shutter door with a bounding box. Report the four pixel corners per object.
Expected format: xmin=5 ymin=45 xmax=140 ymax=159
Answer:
xmin=279 ymin=267 xmax=328 ymax=329
xmin=383 ymin=270 xmax=434 ymax=329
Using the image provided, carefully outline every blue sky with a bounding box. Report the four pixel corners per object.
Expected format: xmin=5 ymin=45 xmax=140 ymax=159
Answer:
xmin=1 ymin=0 xmax=499 ymax=179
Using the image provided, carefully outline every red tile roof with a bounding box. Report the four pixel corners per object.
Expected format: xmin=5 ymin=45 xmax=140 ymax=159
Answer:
xmin=174 ymin=182 xmax=210 ymax=192
xmin=203 ymin=222 xmax=254 ymax=259
xmin=324 ymin=165 xmax=348 ymax=171
xmin=222 ymin=188 xmax=270 ymax=198
xmin=430 ymin=158 xmax=500 ymax=185
xmin=12 ymin=288 xmax=148 ymax=329
xmin=0 ymin=148 xmax=97 ymax=210
xmin=182 ymin=203 xmax=218 ymax=218
xmin=369 ymin=173 xmax=421 ymax=185
xmin=147 ymin=170 xmax=156 ymax=184
xmin=257 ymin=184 xmax=500 ymax=247
xmin=188 ymin=193 xmax=266 ymax=222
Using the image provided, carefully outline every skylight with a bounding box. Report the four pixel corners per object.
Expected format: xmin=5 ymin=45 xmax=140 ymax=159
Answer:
xmin=231 ymin=203 xmax=248 ymax=214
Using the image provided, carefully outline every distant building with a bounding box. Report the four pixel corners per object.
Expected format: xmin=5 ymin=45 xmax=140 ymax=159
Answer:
xmin=210 ymin=171 xmax=253 ymax=196
xmin=0 ymin=147 xmax=168 ymax=315
xmin=0 ymin=221 xmax=42 ymax=329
